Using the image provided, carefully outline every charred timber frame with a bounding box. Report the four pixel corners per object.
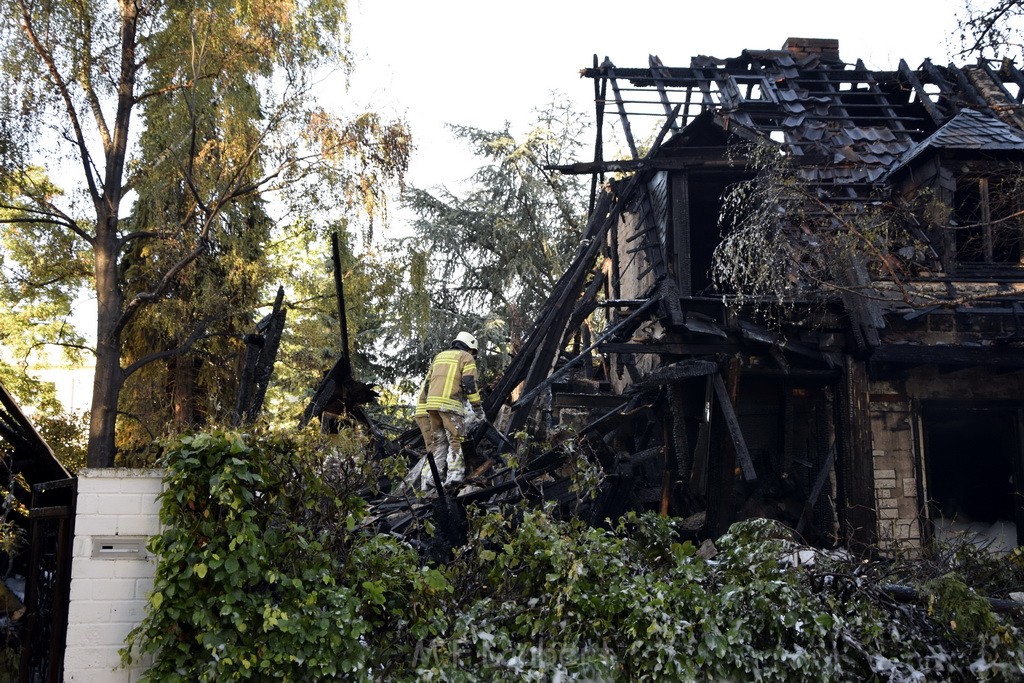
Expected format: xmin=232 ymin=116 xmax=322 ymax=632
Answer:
xmin=489 ymin=105 xmax=683 ymax=432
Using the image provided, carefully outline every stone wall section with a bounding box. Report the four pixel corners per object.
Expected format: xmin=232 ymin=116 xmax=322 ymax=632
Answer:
xmin=64 ymin=468 xmax=163 ymax=682
xmin=868 ymin=400 xmax=922 ymax=554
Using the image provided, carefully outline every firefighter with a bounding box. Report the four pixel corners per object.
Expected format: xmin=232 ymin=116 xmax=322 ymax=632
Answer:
xmin=420 ymin=330 xmax=483 ymax=489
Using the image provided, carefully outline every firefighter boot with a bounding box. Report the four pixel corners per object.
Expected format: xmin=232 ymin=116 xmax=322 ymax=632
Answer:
xmin=422 ymin=437 xmax=449 ymax=494
xmin=443 ymin=444 xmax=465 ymax=488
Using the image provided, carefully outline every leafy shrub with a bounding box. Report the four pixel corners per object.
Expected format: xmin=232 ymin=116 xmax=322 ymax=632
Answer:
xmin=124 ymin=430 xmax=1024 ymax=681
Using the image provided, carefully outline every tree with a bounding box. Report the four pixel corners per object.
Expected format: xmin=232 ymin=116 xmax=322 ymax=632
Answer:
xmin=0 ymin=170 xmax=90 ymax=469
xmin=958 ymin=0 xmax=1024 ymax=58
xmin=260 ymin=218 xmax=410 ymax=425
xmin=380 ymin=98 xmax=590 ymax=391
xmin=0 ymin=0 xmax=409 ymax=466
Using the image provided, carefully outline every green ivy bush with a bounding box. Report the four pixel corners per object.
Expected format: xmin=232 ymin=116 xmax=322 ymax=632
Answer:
xmin=123 ymin=430 xmax=1024 ymax=681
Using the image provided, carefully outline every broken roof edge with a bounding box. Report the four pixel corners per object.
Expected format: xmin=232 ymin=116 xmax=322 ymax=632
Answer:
xmin=883 ymin=108 xmax=1024 ymax=182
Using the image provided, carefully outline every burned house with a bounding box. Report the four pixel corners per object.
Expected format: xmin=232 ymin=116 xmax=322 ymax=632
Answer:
xmin=456 ymin=38 xmax=1024 ymax=556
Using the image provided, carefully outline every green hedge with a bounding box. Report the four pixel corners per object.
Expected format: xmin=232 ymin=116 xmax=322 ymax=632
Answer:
xmin=123 ymin=430 xmax=1024 ymax=681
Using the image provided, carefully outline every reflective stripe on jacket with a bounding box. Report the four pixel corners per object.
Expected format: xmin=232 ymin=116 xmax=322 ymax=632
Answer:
xmin=420 ymin=349 xmax=480 ymax=413
xmin=413 ymin=380 xmax=429 ymax=417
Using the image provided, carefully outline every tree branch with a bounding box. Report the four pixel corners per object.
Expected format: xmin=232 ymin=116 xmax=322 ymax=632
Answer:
xmin=16 ymin=0 xmax=102 ymax=210
xmin=121 ymin=319 xmax=212 ymax=381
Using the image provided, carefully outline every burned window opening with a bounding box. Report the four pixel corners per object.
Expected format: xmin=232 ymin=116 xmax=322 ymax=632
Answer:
xmin=673 ymin=172 xmax=748 ymax=297
xmin=921 ymin=403 xmax=1024 ymax=552
xmin=952 ymin=173 xmax=1024 ymax=268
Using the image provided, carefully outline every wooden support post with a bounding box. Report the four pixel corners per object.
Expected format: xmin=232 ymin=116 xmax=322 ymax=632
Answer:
xmin=705 ymin=357 xmax=743 ymax=538
xmin=834 ymin=356 xmax=877 ymax=555
xmin=712 ymin=372 xmax=756 ymax=481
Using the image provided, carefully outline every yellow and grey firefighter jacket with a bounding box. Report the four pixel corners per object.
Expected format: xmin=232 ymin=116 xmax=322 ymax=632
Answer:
xmin=420 ymin=349 xmax=480 ymax=415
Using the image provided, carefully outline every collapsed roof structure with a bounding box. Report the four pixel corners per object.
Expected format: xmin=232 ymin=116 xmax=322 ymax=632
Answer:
xmin=367 ymin=38 xmax=1024 ymax=557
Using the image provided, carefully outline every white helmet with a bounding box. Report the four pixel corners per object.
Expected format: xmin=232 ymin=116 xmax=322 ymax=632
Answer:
xmin=454 ymin=331 xmax=478 ymax=352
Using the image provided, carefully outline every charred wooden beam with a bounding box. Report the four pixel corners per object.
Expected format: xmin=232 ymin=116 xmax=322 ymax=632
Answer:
xmin=558 ymin=268 xmax=607 ymax=353
xmin=498 ymin=105 xmax=683 ymax=431
xmin=635 ymin=359 xmax=718 ymax=390
xmin=589 ymin=53 xmax=607 ymax=215
xmin=737 ymin=320 xmax=834 ymax=366
xmin=796 ymin=442 xmax=837 ymax=538
xmin=578 ymin=398 xmax=648 ymax=438
xmin=835 ymin=356 xmax=877 ymax=554
xmin=837 ymin=255 xmax=883 ymax=353
xmin=233 ymin=286 xmax=286 ymax=426
xmin=331 ymin=232 xmax=352 ymax=379
xmin=551 ymin=393 xmax=627 ymax=410
xmin=604 ymin=59 xmax=639 ymax=159
xmin=899 ymin=59 xmax=945 ymax=127
xmin=870 ymin=343 xmax=1024 ymax=370
xmin=705 ymin=360 xmax=741 ymax=538
xmin=946 ymin=63 xmax=989 ymax=108
xmin=711 ymin=373 xmax=756 ymax=482
xmin=547 ymin=156 xmax=744 ymax=176
xmin=485 ymin=191 xmax=614 ymax=418
xmin=0 ymin=381 xmax=67 ymax=483
xmin=512 ymin=297 xmax=660 ymax=411
xmin=599 ymin=341 xmax=737 ymax=355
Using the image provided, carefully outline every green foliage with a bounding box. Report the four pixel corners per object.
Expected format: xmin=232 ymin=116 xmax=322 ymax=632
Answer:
xmin=124 ymin=429 xmax=369 ymax=679
xmin=924 ymin=573 xmax=998 ymax=637
xmin=376 ymin=97 xmax=591 ymax=389
xmin=125 ymin=433 xmax=1024 ymax=681
xmin=1 ymin=0 xmax=410 ymax=466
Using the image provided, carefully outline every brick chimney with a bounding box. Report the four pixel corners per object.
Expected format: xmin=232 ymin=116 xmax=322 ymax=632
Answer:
xmin=782 ymin=37 xmax=840 ymax=62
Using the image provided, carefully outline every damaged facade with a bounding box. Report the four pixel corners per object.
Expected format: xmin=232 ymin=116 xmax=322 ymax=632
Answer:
xmin=456 ymin=37 xmax=1024 ymax=556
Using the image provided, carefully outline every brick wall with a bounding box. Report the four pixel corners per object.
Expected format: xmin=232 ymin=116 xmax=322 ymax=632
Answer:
xmin=868 ymin=405 xmax=922 ymax=554
xmin=781 ymin=37 xmax=841 ymax=62
xmin=64 ymin=468 xmax=163 ymax=682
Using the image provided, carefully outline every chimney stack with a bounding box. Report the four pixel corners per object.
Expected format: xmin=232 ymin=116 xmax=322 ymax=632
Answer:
xmin=782 ymin=37 xmax=840 ymax=62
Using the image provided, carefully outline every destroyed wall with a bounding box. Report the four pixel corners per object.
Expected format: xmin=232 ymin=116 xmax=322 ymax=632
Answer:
xmin=505 ymin=39 xmax=1024 ymax=554
xmin=606 ymin=207 xmax=659 ymax=396
xmin=866 ymin=367 xmax=1024 ymax=554
xmin=867 ymin=392 xmax=920 ymax=553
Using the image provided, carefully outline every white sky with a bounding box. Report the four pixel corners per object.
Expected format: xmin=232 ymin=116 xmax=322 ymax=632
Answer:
xmin=342 ymin=0 xmax=965 ymax=207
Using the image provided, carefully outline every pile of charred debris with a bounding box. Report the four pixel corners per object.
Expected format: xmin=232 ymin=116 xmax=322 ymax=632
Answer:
xmin=293 ymin=236 xmax=821 ymax=562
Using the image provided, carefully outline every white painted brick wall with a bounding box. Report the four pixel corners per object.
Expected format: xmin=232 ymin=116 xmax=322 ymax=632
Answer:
xmin=65 ymin=468 xmax=164 ymax=682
